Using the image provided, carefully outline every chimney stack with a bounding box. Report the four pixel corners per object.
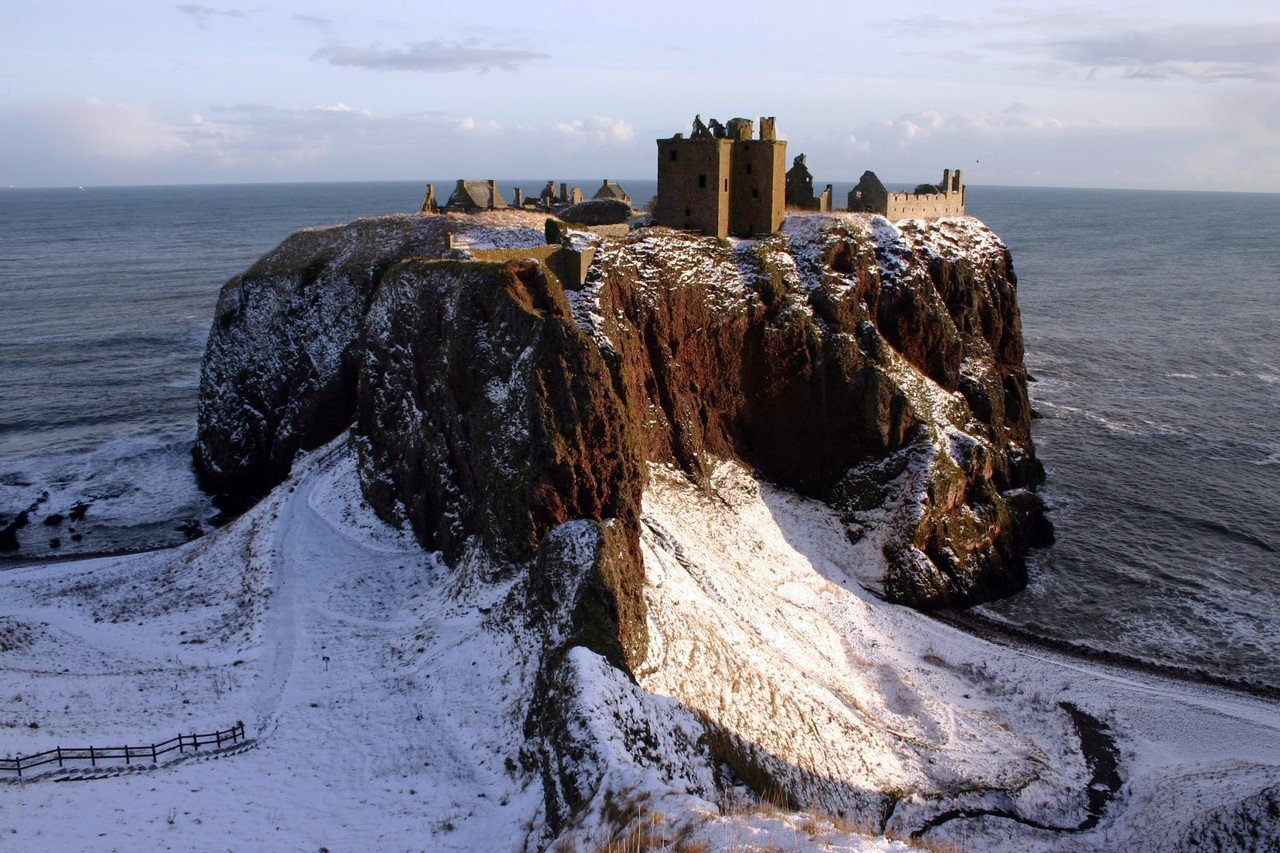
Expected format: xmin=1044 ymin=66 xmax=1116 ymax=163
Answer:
xmin=514 ymin=187 xmax=524 ymax=207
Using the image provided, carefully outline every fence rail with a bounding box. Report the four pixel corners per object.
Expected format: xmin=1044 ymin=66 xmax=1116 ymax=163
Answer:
xmin=0 ymin=722 xmax=246 ymax=778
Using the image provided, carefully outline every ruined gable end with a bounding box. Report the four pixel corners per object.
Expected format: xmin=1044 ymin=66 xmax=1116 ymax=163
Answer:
xmin=443 ymin=179 xmax=509 ymax=212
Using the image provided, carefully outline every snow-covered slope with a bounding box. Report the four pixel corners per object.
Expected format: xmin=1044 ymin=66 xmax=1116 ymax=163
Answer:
xmin=2 ymin=441 xmax=1277 ymax=850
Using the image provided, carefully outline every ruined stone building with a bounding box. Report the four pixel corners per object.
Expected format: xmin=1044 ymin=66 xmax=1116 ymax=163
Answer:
xmin=443 ymin=180 xmax=508 ymax=212
xmin=848 ymin=169 xmax=965 ymax=219
xmin=592 ymin=179 xmax=632 ymax=206
xmin=535 ymin=181 xmax=585 ymax=210
xmin=655 ymin=115 xmax=786 ymax=238
xmin=784 ymin=154 xmax=832 ymax=212
xmin=420 ymin=184 xmax=439 ymax=213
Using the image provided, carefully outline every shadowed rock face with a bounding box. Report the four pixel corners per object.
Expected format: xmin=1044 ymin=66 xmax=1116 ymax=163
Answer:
xmin=192 ymin=212 xmax=546 ymax=496
xmin=195 ymin=211 xmax=1049 ymax=637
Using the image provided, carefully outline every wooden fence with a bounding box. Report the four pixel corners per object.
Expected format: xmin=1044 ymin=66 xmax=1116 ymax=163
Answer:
xmin=0 ymin=722 xmax=246 ymax=778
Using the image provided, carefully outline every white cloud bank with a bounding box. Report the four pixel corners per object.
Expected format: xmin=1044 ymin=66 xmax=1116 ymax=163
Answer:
xmin=820 ymin=104 xmax=1280 ymax=192
xmin=0 ymin=99 xmax=644 ymax=186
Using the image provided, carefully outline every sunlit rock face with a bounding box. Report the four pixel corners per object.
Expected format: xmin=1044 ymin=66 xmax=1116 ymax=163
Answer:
xmin=196 ymin=211 xmax=1048 ymax=615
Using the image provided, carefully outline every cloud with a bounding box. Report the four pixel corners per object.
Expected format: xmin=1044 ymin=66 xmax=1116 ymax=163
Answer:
xmin=884 ymin=10 xmax=1280 ymax=84
xmin=313 ymin=40 xmax=549 ymax=73
xmin=818 ymin=104 xmax=1280 ymax=191
xmin=1043 ymin=24 xmax=1280 ymax=83
xmin=291 ymin=13 xmax=333 ymax=32
xmin=551 ymin=116 xmax=635 ymax=146
xmin=175 ymin=4 xmax=248 ymax=25
xmin=0 ymin=98 xmax=645 ymax=185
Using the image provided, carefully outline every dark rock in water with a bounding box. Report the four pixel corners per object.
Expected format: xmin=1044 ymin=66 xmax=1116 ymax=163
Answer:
xmin=43 ymin=512 xmax=64 ymax=527
xmin=68 ymin=501 xmax=90 ymax=521
xmin=557 ymin=198 xmax=631 ymax=226
xmin=177 ymin=519 xmax=203 ymax=541
xmin=0 ymin=510 xmax=30 ymax=553
xmin=208 ymin=492 xmax=256 ymax=527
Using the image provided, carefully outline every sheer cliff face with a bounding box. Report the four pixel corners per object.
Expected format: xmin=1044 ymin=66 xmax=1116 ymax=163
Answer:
xmin=196 ymin=210 xmax=1047 ymax=620
xmin=193 ymin=212 xmax=545 ymax=496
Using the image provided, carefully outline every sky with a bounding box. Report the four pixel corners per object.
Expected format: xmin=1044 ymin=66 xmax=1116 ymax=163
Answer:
xmin=1 ymin=1 xmax=1278 ymax=191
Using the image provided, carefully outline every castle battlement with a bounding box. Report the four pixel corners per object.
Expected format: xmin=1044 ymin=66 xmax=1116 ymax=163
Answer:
xmin=849 ymin=169 xmax=965 ymax=219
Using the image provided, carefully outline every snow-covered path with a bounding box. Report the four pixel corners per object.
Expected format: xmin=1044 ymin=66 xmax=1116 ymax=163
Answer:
xmin=1 ymin=442 xmax=545 ymax=852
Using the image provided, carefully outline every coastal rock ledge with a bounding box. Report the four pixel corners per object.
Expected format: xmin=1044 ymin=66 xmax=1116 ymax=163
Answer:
xmin=195 ymin=209 xmax=1050 ymax=616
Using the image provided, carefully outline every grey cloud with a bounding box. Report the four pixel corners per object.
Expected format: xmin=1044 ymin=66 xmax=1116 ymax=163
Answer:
xmin=1044 ymin=24 xmax=1280 ymax=82
xmin=292 ymin=14 xmax=333 ymax=31
xmin=313 ymin=40 xmax=549 ymax=73
xmin=175 ymin=4 xmax=248 ymax=23
xmin=884 ymin=10 xmax=1280 ymax=83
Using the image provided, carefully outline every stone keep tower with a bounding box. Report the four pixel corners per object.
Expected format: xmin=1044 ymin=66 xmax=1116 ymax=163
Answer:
xmin=656 ymin=116 xmax=786 ymax=238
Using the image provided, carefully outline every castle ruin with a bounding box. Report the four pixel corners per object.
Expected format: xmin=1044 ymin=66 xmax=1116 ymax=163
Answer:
xmin=423 ymin=115 xmax=965 ymax=231
xmin=592 ymin=180 xmax=632 ymax=206
xmin=848 ymin=169 xmax=965 ymax=219
xmin=655 ymin=115 xmax=786 ymax=238
xmin=442 ymin=180 xmax=508 ymax=212
xmin=785 ymin=154 xmax=832 ymax=212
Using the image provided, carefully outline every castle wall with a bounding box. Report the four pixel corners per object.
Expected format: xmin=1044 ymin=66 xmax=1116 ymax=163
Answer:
xmin=656 ymin=137 xmax=732 ymax=237
xmin=849 ymin=169 xmax=966 ymax=220
xmin=467 ymin=244 xmax=598 ymax=290
xmin=881 ymin=187 xmax=965 ymax=219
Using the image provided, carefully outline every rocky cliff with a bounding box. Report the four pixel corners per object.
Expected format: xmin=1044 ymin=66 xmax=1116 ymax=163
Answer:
xmin=195 ymin=209 xmax=1053 ymax=835
xmin=197 ymin=209 xmax=1048 ymax=612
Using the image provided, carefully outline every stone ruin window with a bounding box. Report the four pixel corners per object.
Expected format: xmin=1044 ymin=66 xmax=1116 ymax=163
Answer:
xmin=699 ymin=174 xmax=707 ymax=188
xmin=723 ymin=178 xmax=728 ymax=191
xmin=671 ymin=150 xmax=678 ymax=161
xmin=746 ymin=163 xmax=753 ymax=174
xmin=685 ymin=208 xmax=691 ymax=217
xmin=752 ymin=188 xmax=759 ymax=198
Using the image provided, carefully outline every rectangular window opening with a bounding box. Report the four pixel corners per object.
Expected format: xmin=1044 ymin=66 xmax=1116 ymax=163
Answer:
xmin=670 ymin=150 xmax=678 ymax=161
xmin=746 ymin=164 xmax=753 ymax=174
xmin=752 ymin=188 xmax=759 ymax=198
xmin=698 ymin=174 xmax=707 ymax=189
xmin=723 ymin=178 xmax=728 ymax=191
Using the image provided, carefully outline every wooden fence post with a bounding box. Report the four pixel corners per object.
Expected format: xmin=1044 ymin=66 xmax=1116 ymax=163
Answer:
xmin=57 ymin=747 xmax=63 ymax=768
xmin=152 ymin=743 xmax=158 ymax=763
xmin=89 ymin=746 xmax=96 ymax=767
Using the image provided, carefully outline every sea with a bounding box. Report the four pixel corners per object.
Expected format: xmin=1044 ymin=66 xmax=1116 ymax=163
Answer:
xmin=1 ymin=181 xmax=1276 ymax=691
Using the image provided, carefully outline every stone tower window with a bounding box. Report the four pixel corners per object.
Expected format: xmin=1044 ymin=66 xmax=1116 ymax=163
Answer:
xmin=752 ymin=188 xmax=759 ymax=198
xmin=671 ymin=150 xmax=678 ymax=161
xmin=685 ymin=208 xmax=691 ymax=217
xmin=699 ymin=174 xmax=707 ymax=188
xmin=746 ymin=164 xmax=753 ymax=175
xmin=723 ymin=178 xmax=728 ymax=191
